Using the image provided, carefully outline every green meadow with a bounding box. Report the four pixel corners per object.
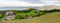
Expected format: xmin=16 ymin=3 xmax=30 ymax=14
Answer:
xmin=0 ymin=8 xmax=60 ymax=23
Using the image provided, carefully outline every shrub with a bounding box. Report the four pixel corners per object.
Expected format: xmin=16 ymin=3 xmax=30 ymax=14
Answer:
xmin=0 ymin=14 xmax=5 ymax=19
xmin=15 ymin=15 xmax=26 ymax=19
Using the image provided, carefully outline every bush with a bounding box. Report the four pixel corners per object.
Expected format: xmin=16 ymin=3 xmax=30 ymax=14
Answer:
xmin=15 ymin=15 xmax=26 ymax=19
xmin=0 ymin=14 xmax=5 ymax=19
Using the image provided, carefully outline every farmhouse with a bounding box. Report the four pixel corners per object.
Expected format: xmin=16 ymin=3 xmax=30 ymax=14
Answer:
xmin=1 ymin=11 xmax=16 ymax=22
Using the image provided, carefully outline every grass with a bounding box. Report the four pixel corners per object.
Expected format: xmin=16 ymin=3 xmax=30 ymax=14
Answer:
xmin=0 ymin=12 xmax=60 ymax=23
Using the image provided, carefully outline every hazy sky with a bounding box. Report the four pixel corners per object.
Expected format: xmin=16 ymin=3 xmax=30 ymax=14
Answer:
xmin=0 ymin=0 xmax=60 ymax=7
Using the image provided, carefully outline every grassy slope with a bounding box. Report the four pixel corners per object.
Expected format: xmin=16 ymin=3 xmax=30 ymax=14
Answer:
xmin=1 ymin=12 xmax=60 ymax=23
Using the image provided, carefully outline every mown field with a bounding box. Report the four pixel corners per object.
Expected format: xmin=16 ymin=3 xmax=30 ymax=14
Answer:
xmin=0 ymin=12 xmax=60 ymax=23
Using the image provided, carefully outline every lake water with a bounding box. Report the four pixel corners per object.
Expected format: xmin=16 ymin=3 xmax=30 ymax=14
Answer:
xmin=0 ymin=7 xmax=27 ymax=10
xmin=0 ymin=6 xmax=41 ymax=10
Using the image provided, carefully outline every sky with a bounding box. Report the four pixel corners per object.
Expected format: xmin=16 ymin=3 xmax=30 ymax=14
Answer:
xmin=0 ymin=0 xmax=60 ymax=7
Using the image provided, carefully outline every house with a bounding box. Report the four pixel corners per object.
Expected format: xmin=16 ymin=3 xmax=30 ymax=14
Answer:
xmin=1 ymin=11 xmax=16 ymax=22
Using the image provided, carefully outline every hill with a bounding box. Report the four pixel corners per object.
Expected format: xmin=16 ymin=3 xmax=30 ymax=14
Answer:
xmin=37 ymin=5 xmax=60 ymax=10
xmin=1 ymin=12 xmax=60 ymax=23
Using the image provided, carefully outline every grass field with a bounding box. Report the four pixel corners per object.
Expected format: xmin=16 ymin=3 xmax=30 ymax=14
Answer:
xmin=0 ymin=12 xmax=60 ymax=23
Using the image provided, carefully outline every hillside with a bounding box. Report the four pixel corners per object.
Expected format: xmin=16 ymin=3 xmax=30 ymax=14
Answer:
xmin=37 ymin=5 xmax=60 ymax=10
xmin=1 ymin=12 xmax=60 ymax=23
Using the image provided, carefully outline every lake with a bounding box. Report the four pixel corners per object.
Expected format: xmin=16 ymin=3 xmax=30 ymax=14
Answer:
xmin=0 ymin=7 xmax=27 ymax=10
xmin=0 ymin=6 xmax=41 ymax=10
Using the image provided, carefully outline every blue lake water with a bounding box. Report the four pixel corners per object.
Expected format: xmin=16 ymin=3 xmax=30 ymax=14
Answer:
xmin=0 ymin=6 xmax=40 ymax=10
xmin=0 ymin=6 xmax=45 ymax=10
xmin=0 ymin=7 xmax=26 ymax=10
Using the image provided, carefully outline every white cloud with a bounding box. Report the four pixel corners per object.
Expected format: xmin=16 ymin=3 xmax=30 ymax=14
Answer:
xmin=0 ymin=0 xmax=60 ymax=7
xmin=21 ymin=0 xmax=60 ymax=6
xmin=44 ymin=1 xmax=60 ymax=4
xmin=0 ymin=0 xmax=45 ymax=7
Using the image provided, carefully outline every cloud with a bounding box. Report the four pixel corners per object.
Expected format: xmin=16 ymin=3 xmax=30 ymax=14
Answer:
xmin=0 ymin=0 xmax=45 ymax=7
xmin=0 ymin=0 xmax=60 ymax=7
xmin=22 ymin=0 xmax=60 ymax=4
xmin=21 ymin=0 xmax=60 ymax=6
